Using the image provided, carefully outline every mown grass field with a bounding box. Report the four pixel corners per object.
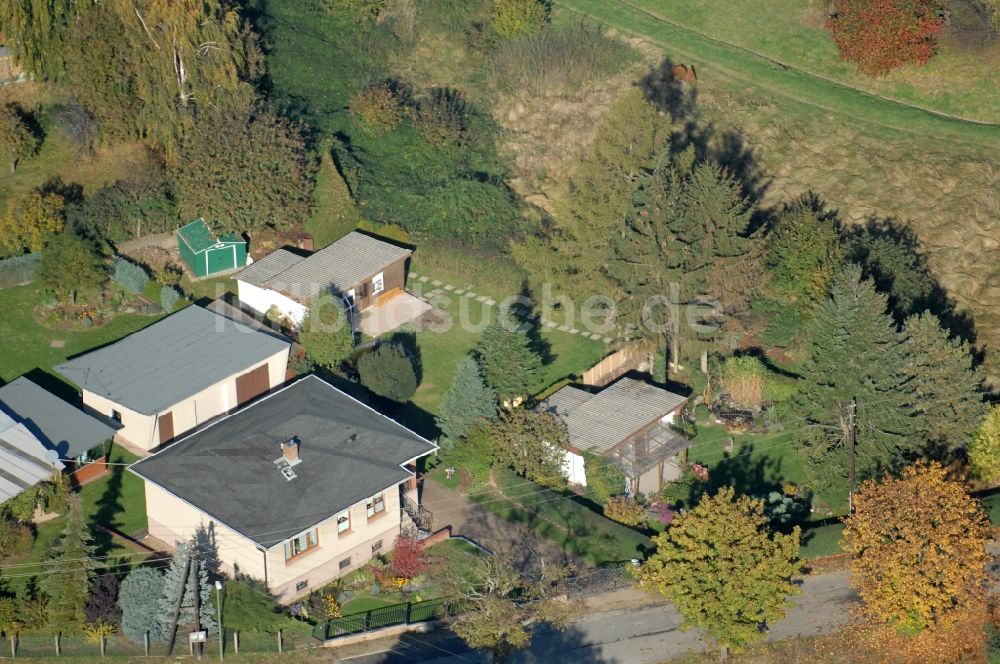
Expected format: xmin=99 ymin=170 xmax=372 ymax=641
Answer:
xmin=613 ymin=0 xmax=1000 ymax=123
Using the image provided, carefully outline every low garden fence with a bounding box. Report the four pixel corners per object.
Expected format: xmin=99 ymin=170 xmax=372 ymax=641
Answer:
xmin=312 ymin=598 xmax=448 ymax=641
xmin=4 ymin=627 xmax=312 ymax=658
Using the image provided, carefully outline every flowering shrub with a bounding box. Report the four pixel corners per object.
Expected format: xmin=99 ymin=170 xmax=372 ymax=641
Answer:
xmin=690 ymin=463 xmax=709 ymax=482
xmin=828 ymin=0 xmax=946 ymax=76
xmin=320 ymin=593 xmax=342 ymax=619
xmin=603 ymin=496 xmax=646 ymax=527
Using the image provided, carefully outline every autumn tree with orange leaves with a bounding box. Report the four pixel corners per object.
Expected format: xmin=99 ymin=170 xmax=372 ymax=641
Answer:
xmin=844 ymin=462 xmax=989 ymax=636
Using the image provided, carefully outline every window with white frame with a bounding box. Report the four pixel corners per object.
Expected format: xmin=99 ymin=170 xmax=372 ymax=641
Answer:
xmin=284 ymin=527 xmax=319 ymax=560
xmin=371 ymin=272 xmax=384 ymax=295
xmin=366 ymin=493 xmax=385 ymax=518
xmin=336 ymin=511 xmax=350 ymax=534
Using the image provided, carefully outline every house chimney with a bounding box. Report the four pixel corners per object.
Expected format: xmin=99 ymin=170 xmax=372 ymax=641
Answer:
xmin=281 ymin=437 xmax=300 ymax=463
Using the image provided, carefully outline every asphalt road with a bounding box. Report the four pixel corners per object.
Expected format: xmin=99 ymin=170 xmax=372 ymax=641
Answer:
xmin=338 ymin=570 xmax=856 ymax=664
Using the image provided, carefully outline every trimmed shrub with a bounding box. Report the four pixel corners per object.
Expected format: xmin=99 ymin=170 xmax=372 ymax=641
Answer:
xmin=112 ymin=257 xmax=149 ymax=295
xmin=358 ymin=342 xmax=418 ymax=402
xmin=828 ymin=0 xmax=946 ymax=76
xmin=160 ymin=285 xmax=181 ymax=313
xmin=118 ymin=567 xmax=164 ymax=642
xmin=388 ymin=531 xmax=428 ymax=579
xmin=603 ymin=495 xmax=645 ymax=527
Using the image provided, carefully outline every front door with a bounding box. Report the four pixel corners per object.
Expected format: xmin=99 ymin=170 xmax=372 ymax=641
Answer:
xmin=158 ymin=411 xmax=174 ymax=446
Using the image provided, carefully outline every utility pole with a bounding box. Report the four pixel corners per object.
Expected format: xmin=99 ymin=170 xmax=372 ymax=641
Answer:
xmin=193 ymin=553 xmax=203 ymax=660
xmin=165 ymin=550 xmax=193 ymax=656
xmin=848 ymin=397 xmax=857 ymax=512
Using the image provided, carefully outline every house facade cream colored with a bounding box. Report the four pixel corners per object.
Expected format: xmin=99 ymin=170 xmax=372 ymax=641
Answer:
xmin=82 ymin=354 xmax=287 ymax=452
xmin=145 ymin=478 xmax=407 ymax=601
xmin=57 ymin=306 xmax=291 ymax=454
xmin=130 ymin=375 xmax=437 ymax=602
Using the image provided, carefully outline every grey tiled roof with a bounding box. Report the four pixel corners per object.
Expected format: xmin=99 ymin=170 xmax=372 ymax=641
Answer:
xmin=130 ymin=375 xmax=437 ymax=548
xmin=56 ymin=306 xmax=290 ymax=416
xmin=236 ymin=232 xmax=411 ymax=301
xmin=0 ymin=377 xmax=117 ymax=458
xmin=539 ymin=378 xmax=687 ymax=454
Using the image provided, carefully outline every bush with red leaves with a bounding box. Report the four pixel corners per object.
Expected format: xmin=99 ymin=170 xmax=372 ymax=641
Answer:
xmin=388 ymin=531 xmax=428 ymax=580
xmin=828 ymin=0 xmax=946 ymax=76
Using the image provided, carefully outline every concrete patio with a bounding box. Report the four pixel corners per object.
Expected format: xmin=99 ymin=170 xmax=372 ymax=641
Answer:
xmin=359 ymin=290 xmax=432 ymax=337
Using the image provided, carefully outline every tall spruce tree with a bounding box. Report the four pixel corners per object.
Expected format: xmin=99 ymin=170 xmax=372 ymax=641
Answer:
xmin=511 ymin=89 xmax=671 ymax=297
xmin=437 ymin=356 xmax=498 ymax=447
xmin=474 ymin=315 xmax=544 ymax=403
xmin=608 ymin=150 xmax=760 ymax=368
xmin=42 ymin=495 xmax=96 ymax=631
xmin=793 ymin=265 xmax=915 ymax=495
xmin=901 ymin=312 xmax=985 ymax=455
xmin=157 ymin=542 xmax=215 ymax=641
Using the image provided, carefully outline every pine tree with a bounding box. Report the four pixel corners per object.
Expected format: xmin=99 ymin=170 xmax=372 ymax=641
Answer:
xmin=157 ymin=542 xmax=215 ymax=641
xmin=474 ymin=315 xmax=543 ymax=403
xmin=901 ymin=312 xmax=985 ymax=456
xmin=42 ymin=495 xmax=96 ymax=631
xmin=436 ymin=356 xmax=498 ymax=446
xmin=119 ymin=567 xmax=165 ymax=643
xmin=793 ymin=265 xmax=915 ymax=496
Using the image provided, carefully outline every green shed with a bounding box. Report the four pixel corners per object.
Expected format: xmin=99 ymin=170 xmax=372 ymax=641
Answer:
xmin=176 ymin=218 xmax=248 ymax=278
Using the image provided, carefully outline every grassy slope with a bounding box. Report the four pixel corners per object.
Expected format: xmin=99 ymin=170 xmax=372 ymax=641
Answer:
xmin=619 ymin=0 xmax=1000 ymax=123
xmin=558 ymin=0 xmax=1000 ymax=148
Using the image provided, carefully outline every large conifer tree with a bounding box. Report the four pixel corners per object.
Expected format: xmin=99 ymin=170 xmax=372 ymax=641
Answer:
xmin=474 ymin=316 xmax=543 ymax=403
xmin=901 ymin=312 xmax=985 ymax=455
xmin=793 ymin=265 xmax=915 ymax=494
xmin=42 ymin=495 xmax=96 ymax=631
xmin=437 ymin=356 xmax=498 ymax=447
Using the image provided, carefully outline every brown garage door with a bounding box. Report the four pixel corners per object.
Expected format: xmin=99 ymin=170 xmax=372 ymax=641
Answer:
xmin=236 ymin=364 xmax=270 ymax=404
xmin=158 ymin=412 xmax=174 ymax=445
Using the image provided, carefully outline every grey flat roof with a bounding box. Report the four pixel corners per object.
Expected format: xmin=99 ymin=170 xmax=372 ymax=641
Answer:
xmin=0 ymin=377 xmax=117 ymax=458
xmin=130 ymin=375 xmax=437 ymax=548
xmin=539 ymin=377 xmax=687 ymax=454
xmin=56 ymin=306 xmax=290 ymax=416
xmin=236 ymin=232 xmax=412 ymax=301
xmin=0 ymin=411 xmax=64 ymax=502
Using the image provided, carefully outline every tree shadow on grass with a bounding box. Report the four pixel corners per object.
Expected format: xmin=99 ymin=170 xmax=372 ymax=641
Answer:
xmin=843 ymin=215 xmax=980 ymax=352
xmin=638 ymin=57 xmax=772 ymax=213
xmin=88 ymin=462 xmax=124 ymax=557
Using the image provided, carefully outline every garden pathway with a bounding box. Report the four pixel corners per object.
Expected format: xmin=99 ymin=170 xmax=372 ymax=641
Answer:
xmin=420 ymin=478 xmax=586 ymax=574
xmin=409 ymin=270 xmax=615 ymax=345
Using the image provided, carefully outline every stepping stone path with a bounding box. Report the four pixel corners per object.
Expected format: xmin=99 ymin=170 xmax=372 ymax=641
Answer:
xmin=409 ymin=271 xmax=618 ymax=344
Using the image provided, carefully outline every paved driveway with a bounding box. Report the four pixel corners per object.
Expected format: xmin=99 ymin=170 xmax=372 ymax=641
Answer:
xmin=420 ymin=478 xmax=586 ymax=573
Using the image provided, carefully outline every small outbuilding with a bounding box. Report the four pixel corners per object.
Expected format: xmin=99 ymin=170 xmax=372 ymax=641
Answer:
xmin=235 ymin=231 xmax=412 ymax=325
xmin=177 ymin=218 xmax=248 ymax=278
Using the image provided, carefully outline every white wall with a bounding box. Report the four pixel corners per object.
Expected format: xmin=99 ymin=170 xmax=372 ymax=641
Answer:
xmin=562 ymin=449 xmax=587 ymax=486
xmin=238 ymin=280 xmax=308 ymax=326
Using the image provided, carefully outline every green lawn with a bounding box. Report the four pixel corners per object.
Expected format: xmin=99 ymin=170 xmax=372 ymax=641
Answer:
xmin=341 ymin=596 xmax=396 ymax=614
xmin=606 ymin=0 xmax=1000 ymax=123
xmin=557 ymin=0 xmax=1000 ymax=144
xmin=800 ymin=522 xmax=845 ymax=559
xmin=384 ymin=278 xmax=606 ymax=414
xmin=0 ymin=284 xmax=163 ymax=387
